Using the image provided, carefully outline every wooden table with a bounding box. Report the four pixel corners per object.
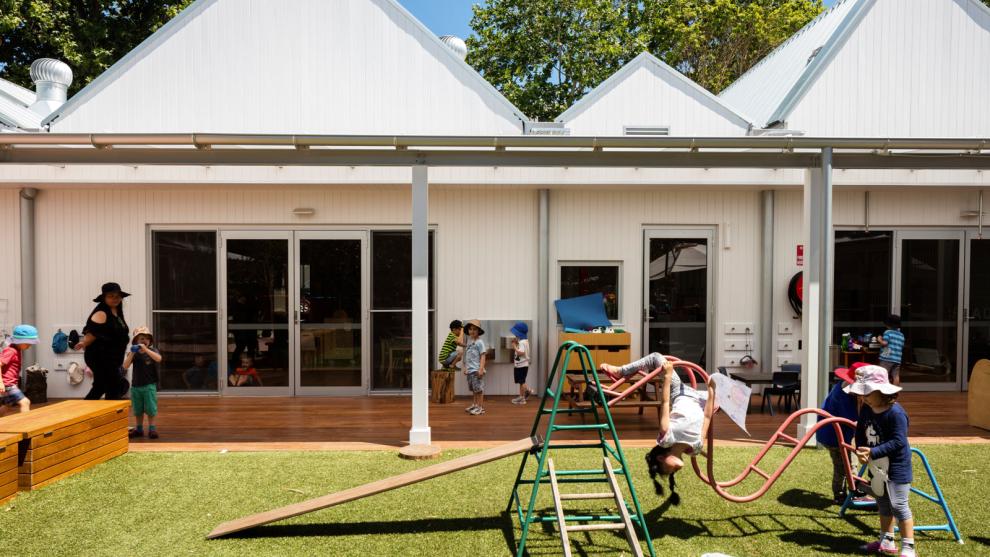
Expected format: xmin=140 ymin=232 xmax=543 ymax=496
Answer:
xmin=0 ymin=400 xmax=130 ymax=491
xmin=841 ymin=349 xmax=879 ymax=368
xmin=0 ymin=433 xmax=19 ymax=505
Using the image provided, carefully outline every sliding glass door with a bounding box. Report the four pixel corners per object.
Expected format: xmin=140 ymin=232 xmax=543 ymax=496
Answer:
xmin=294 ymin=232 xmax=368 ymax=395
xmin=893 ymin=231 xmax=964 ymax=389
xmin=643 ymin=229 xmax=714 ymax=367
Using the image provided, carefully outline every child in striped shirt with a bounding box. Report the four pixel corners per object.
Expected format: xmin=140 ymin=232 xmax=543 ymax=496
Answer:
xmin=877 ymin=314 xmax=905 ymax=386
xmin=438 ymin=320 xmax=464 ymax=370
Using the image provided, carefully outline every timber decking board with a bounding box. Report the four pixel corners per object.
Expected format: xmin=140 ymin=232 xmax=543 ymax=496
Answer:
xmin=207 ymin=436 xmax=540 ymax=539
xmin=24 ymin=417 xmax=128 ymax=461
xmin=0 ymin=401 xmax=129 ymax=440
xmin=19 ymin=436 xmax=129 ymax=489
xmin=23 ymin=429 xmax=128 ymax=474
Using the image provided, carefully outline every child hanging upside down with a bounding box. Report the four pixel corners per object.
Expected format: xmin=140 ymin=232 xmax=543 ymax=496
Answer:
xmin=601 ymin=353 xmax=716 ymax=504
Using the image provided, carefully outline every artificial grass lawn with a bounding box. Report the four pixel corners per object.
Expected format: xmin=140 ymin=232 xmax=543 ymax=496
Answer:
xmin=2 ymin=445 xmax=989 ymax=556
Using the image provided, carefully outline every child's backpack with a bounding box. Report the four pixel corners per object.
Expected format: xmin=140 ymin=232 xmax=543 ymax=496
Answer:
xmin=23 ymin=365 xmax=48 ymax=404
xmin=52 ymin=329 xmax=69 ymax=354
xmin=67 ymin=329 xmax=80 ymax=349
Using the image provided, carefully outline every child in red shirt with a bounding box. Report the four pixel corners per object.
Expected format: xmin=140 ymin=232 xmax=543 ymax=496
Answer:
xmin=229 ymin=354 xmax=263 ymax=386
xmin=0 ymin=325 xmax=39 ymax=417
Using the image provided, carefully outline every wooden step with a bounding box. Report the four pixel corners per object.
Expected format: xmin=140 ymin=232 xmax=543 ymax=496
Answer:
xmin=559 ymin=492 xmax=615 ymax=501
xmin=566 ymin=523 xmax=626 ymax=532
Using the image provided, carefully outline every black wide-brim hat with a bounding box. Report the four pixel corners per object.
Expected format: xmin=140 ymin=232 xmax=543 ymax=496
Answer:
xmin=94 ymin=282 xmax=131 ymax=303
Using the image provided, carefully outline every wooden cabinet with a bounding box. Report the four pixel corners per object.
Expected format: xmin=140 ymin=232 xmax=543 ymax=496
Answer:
xmin=558 ymin=332 xmax=631 ymax=371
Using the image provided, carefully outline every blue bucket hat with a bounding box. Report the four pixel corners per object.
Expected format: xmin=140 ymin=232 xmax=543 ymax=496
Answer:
xmin=11 ymin=324 xmax=39 ymax=345
xmin=510 ymin=322 xmax=528 ymax=340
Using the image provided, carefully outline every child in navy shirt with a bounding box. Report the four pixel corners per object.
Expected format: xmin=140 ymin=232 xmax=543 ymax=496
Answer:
xmin=816 ymin=363 xmax=862 ymax=504
xmin=846 ymin=365 xmax=915 ymax=557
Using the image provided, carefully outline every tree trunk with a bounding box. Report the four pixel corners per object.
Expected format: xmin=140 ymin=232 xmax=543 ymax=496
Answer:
xmin=430 ymin=370 xmax=456 ymax=404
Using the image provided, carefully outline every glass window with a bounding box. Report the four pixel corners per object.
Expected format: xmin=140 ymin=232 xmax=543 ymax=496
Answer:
xmin=153 ymin=231 xmax=217 ymax=311
xmin=646 ymin=239 xmax=708 ymax=364
xmin=833 ymin=231 xmax=893 ymax=343
xmin=560 ymin=264 xmax=620 ymax=321
xmin=153 ymin=313 xmax=218 ymax=391
xmin=370 ymin=231 xmax=435 ymax=390
xmin=151 ymin=230 xmax=219 ymax=392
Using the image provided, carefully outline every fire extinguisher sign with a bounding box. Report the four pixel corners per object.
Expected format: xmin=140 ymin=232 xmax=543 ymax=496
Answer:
xmin=796 ymin=245 xmax=804 ymax=266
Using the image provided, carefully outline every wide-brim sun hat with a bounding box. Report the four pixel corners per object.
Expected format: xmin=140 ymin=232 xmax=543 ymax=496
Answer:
xmin=131 ymin=325 xmax=153 ymax=344
xmin=465 ymin=319 xmax=485 ymax=335
xmin=510 ymin=321 xmax=528 ymax=339
xmin=833 ymin=361 xmax=869 ymax=385
xmin=93 ymin=282 xmax=131 ymax=303
xmin=11 ymin=324 xmax=39 ymax=344
xmin=842 ymin=364 xmax=902 ymax=395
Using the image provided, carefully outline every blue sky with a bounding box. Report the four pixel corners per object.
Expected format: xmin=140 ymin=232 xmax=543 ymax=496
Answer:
xmin=398 ymin=0 xmax=840 ymax=39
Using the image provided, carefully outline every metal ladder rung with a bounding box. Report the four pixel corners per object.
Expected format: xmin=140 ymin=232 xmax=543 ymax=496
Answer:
xmin=559 ymin=492 xmax=615 ymax=501
xmin=566 ymin=523 xmax=626 ymax=532
xmin=751 ymin=464 xmax=771 ymax=480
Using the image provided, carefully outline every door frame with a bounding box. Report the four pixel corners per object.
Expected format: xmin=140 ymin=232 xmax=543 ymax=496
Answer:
xmin=642 ymin=227 xmax=716 ymax=368
xmin=892 ymin=229 xmax=965 ymax=392
xmin=293 ymin=230 xmax=370 ymax=396
xmin=962 ymin=229 xmax=990 ymax=391
xmin=219 ymin=230 xmax=295 ymax=396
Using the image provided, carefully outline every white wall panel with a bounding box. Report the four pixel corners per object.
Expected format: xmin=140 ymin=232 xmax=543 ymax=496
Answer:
xmin=788 ymin=0 xmax=990 ymax=136
xmin=0 ymin=190 xmax=20 ymax=331
xmin=33 ymin=185 xmax=537 ymax=397
xmin=49 ymin=0 xmax=523 ymax=134
xmin=549 ymin=189 xmax=763 ymax=372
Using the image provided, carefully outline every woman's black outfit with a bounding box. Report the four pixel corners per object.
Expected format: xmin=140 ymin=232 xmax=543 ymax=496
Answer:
xmin=83 ymin=302 xmax=130 ymax=400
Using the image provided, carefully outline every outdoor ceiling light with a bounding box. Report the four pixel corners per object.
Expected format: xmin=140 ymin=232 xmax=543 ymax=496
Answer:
xmin=292 ymin=207 xmax=315 ymax=216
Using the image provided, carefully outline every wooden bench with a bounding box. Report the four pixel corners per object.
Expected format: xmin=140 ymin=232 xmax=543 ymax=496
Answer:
xmin=0 ymin=400 xmax=130 ymax=491
xmin=0 ymin=433 xmax=19 ymax=505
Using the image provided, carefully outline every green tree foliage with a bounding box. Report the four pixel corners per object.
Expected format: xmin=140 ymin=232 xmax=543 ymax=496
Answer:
xmin=468 ymin=0 xmax=825 ymax=120
xmin=0 ymin=0 xmax=193 ymax=94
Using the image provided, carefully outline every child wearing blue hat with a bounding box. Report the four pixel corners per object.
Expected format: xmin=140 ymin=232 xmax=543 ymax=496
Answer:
xmin=0 ymin=324 xmax=39 ymax=416
xmin=510 ymin=322 xmax=534 ymax=405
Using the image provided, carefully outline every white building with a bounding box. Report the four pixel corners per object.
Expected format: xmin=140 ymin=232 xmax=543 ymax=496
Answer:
xmin=0 ymin=0 xmax=988 ymax=445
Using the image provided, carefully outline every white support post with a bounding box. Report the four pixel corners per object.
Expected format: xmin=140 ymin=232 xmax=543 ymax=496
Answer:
xmin=408 ymin=164 xmax=432 ymax=448
xmin=799 ymin=148 xmax=834 ymax=439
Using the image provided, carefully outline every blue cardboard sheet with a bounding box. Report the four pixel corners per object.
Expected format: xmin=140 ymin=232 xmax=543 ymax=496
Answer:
xmin=554 ymin=293 xmax=611 ymax=331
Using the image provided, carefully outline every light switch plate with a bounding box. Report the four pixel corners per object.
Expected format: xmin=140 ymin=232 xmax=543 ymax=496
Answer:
xmin=777 ymin=339 xmax=795 ymax=351
xmin=778 ymin=355 xmax=797 ymax=367
xmin=778 ymin=322 xmax=793 ymax=335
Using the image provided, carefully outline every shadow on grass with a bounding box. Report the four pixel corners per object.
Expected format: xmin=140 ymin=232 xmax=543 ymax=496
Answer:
xmin=776 ymin=488 xmax=835 ymax=510
xmin=225 ymin=515 xmax=510 ymax=540
xmin=778 ymin=530 xmax=865 ymax=553
xmin=968 ymin=536 xmax=989 ymax=546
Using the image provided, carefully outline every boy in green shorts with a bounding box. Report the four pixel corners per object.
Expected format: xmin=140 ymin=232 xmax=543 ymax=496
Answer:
xmin=124 ymin=326 xmax=163 ymax=439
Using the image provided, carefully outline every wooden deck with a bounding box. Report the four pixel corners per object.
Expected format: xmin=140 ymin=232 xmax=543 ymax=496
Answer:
xmin=104 ymin=391 xmax=990 ymax=452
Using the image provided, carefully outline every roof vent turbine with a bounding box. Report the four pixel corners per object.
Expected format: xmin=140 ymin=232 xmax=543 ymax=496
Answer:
xmin=439 ymin=35 xmax=468 ymax=61
xmin=28 ymin=58 xmax=72 ymax=117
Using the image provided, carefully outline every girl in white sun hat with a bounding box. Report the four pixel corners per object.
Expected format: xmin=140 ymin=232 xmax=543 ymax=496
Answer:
xmin=844 ymin=365 xmax=915 ymax=557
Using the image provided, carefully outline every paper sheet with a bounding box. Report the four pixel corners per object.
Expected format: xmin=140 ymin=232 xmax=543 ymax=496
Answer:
xmin=711 ymin=373 xmax=752 ymax=436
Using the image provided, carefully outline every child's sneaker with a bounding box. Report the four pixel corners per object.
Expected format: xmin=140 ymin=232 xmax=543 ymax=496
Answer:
xmin=148 ymin=429 xmax=159 ymax=440
xmin=524 ymin=387 xmax=535 ymax=401
xmin=465 ymin=404 xmax=478 ymax=413
xmin=900 ymin=545 xmax=916 ymax=557
xmin=128 ymin=428 xmax=143 ymax=438
xmin=470 ymin=406 xmax=485 ymax=415
xmin=510 ymin=396 xmax=523 ymax=404
xmin=862 ymin=537 xmax=898 ymax=555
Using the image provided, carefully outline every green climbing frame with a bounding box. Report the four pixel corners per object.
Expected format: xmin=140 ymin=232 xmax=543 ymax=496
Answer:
xmin=507 ymin=340 xmax=656 ymax=556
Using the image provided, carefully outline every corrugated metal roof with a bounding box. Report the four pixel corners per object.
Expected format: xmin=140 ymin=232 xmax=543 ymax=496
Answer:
xmin=719 ymin=0 xmax=870 ymax=127
xmin=0 ymin=79 xmax=40 ymax=129
xmin=0 ymin=77 xmax=35 ymax=106
xmin=557 ymin=51 xmax=754 ymax=127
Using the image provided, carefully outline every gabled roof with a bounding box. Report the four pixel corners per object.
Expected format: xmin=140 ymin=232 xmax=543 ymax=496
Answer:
xmin=0 ymin=77 xmax=40 ymax=130
xmin=44 ymin=0 xmax=527 ymax=134
xmin=0 ymin=77 xmax=35 ymax=106
xmin=557 ymin=52 xmax=753 ymax=134
xmin=719 ymin=0 xmax=871 ymax=128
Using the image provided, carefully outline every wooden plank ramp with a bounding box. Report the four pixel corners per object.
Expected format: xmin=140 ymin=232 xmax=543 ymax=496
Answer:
xmin=207 ymin=436 xmax=540 ymax=539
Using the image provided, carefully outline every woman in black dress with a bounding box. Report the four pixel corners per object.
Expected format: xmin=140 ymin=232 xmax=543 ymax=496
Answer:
xmin=74 ymin=282 xmax=131 ymax=400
